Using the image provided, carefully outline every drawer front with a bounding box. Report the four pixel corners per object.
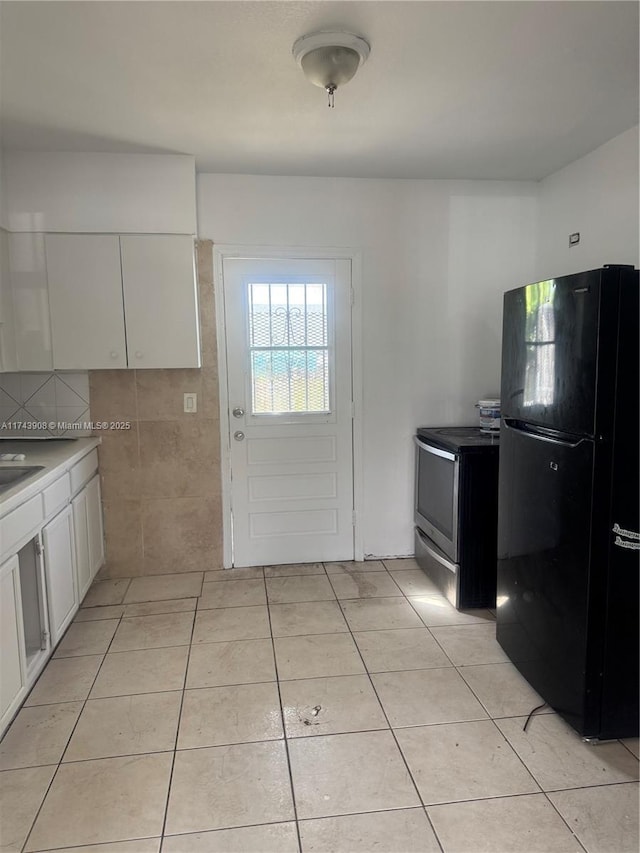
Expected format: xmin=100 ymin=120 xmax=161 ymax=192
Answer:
xmin=70 ymin=449 xmax=99 ymax=494
xmin=0 ymin=495 xmax=44 ymax=557
xmin=43 ymin=473 xmax=71 ymax=519
xmin=415 ymin=526 xmax=459 ymax=608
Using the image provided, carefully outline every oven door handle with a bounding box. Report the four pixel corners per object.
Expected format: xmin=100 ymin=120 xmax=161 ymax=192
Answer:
xmin=414 ymin=436 xmax=457 ymax=461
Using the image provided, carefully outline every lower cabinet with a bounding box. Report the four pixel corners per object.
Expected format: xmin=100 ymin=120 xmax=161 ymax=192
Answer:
xmin=72 ymin=474 xmax=104 ymax=601
xmin=17 ymin=537 xmax=51 ymax=679
xmin=0 ymin=449 xmax=106 ymax=737
xmin=0 ymin=555 xmax=26 ymax=730
xmin=42 ymin=504 xmax=78 ymax=646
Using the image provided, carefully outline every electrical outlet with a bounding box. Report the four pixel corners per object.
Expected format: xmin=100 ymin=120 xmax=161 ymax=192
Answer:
xmin=183 ymin=392 xmax=197 ymax=413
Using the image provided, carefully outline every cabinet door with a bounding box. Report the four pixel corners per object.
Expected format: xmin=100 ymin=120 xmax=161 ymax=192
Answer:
xmin=72 ymin=475 xmax=104 ymax=601
xmin=72 ymin=488 xmax=92 ymax=603
xmin=86 ymin=474 xmax=105 ymax=580
xmin=42 ymin=504 xmax=78 ymax=645
xmin=0 ymin=229 xmax=18 ymax=372
xmin=0 ymin=555 xmax=26 ymax=729
xmin=120 ymin=235 xmax=200 ymax=368
xmin=46 ymin=235 xmax=127 ymax=369
xmin=9 ymin=233 xmax=53 ymax=370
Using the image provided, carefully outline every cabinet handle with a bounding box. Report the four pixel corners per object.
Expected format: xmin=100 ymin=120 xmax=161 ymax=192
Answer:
xmin=110 ymin=351 xmax=118 ymax=359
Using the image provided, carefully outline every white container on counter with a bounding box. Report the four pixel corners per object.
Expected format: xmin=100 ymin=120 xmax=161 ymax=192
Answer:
xmin=476 ymin=399 xmax=501 ymax=432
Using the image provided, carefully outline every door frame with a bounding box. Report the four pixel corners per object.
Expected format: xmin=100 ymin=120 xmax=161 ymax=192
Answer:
xmin=213 ymin=245 xmax=364 ymax=568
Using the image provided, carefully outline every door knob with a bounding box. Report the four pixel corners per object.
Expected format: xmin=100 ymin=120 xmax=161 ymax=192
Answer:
xmin=232 ymin=407 xmax=245 ymax=418
xmin=234 ymin=431 xmax=245 ymax=441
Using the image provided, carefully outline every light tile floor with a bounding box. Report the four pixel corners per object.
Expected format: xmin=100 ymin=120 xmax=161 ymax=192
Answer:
xmin=1 ymin=558 xmax=638 ymax=853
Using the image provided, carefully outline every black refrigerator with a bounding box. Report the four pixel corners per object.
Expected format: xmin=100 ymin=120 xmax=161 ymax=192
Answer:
xmin=496 ymin=265 xmax=639 ymax=741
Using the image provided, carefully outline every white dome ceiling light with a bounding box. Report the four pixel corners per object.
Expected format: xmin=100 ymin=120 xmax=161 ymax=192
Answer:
xmin=292 ymin=31 xmax=371 ymax=108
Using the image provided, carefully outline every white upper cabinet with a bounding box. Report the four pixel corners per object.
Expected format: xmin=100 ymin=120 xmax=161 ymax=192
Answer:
xmin=120 ymin=235 xmax=200 ymax=369
xmin=46 ymin=235 xmax=127 ymax=369
xmin=0 ymin=229 xmax=18 ymax=372
xmin=5 ymin=152 xmax=196 ymax=235
xmin=45 ymin=234 xmax=200 ymax=370
xmin=8 ymin=233 xmax=53 ymax=371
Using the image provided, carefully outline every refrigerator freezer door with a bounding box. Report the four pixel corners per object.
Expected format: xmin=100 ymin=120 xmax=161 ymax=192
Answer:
xmin=598 ymin=275 xmax=640 ymax=738
xmin=496 ymin=421 xmax=594 ymax=735
xmin=501 ymin=271 xmax=601 ymax=435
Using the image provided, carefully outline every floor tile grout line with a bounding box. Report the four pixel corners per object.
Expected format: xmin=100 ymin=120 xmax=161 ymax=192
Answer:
xmin=32 ymin=834 xmax=161 ymax=853
xmin=404 ymin=597 xmax=460 ymax=665
xmin=340 ymin=584 xmax=447 ymax=853
xmin=400 ymin=582 xmax=550 ymax=804
xmin=538 ymin=790 xmax=590 ymax=853
xmin=102 ymin=639 xmax=194 ymax=654
xmin=620 ymin=740 xmax=640 ymax=759
xmin=444 ymin=653 xmax=510 ymax=723
xmin=81 ymin=577 xmax=132 ymax=609
xmin=294 ymin=804 xmax=426 ymax=828
xmin=10 ymin=738 xmax=640 ymax=779
xmin=487 ymin=710 xmax=639 ymax=801
xmin=162 ymin=818 xmax=297 ymax=846
xmin=405 ymin=581 xmax=607 ymax=842
xmin=422 ymin=784 xmax=639 ymax=807
xmin=9 ymin=718 xmax=640 ymax=768
xmin=261 ymin=569 xmax=304 ymax=853
xmin=158 ymin=600 xmax=199 ymax=848
xmin=337 ymin=576 xmax=581 ymax=852
xmin=487 ymin=713 xmax=565 ymax=794
xmin=12 ymin=565 xmax=638 ymax=850
xmin=19 ymin=607 xmax=128 ymax=853
xmin=21 ymin=689 xmax=185 ymax=725
xmin=63 ymin=678 xmax=279 ymax=700
xmin=441 ymin=663 xmax=548 ymax=794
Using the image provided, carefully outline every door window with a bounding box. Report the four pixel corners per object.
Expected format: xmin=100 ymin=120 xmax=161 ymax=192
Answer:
xmin=248 ymin=281 xmax=330 ymax=415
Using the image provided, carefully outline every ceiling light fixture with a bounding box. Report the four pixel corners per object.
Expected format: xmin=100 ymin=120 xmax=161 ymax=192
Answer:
xmin=292 ymin=31 xmax=371 ymax=108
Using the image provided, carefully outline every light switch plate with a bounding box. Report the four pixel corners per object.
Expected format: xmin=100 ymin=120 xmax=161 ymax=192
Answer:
xmin=184 ymin=392 xmax=197 ymax=413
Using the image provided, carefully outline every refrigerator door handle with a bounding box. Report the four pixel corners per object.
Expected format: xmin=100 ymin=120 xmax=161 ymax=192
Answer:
xmin=614 ymin=535 xmax=640 ymax=551
xmin=612 ymin=522 xmax=640 ymax=541
xmin=612 ymin=523 xmax=640 ymax=550
xmin=503 ymin=418 xmax=587 ymax=449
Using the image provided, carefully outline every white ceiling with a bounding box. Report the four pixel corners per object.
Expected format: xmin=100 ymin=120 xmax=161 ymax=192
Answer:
xmin=1 ymin=1 xmax=638 ymax=180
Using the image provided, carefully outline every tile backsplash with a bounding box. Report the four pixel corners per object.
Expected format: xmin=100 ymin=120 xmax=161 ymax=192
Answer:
xmin=0 ymin=372 xmax=91 ymax=438
xmin=89 ymin=240 xmax=223 ymax=577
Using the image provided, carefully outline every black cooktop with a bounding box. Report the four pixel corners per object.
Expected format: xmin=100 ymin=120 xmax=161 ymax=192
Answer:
xmin=416 ymin=426 xmax=500 ymax=453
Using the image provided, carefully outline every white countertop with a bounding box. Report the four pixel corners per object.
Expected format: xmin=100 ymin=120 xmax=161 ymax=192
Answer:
xmin=0 ymin=438 xmax=101 ymax=518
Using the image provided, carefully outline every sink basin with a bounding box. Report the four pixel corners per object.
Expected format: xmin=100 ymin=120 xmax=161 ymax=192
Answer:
xmin=0 ymin=466 xmax=45 ymax=492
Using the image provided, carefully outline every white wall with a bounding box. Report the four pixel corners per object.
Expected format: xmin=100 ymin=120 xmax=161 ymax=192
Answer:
xmin=535 ymin=126 xmax=639 ymax=278
xmin=4 ymin=152 xmax=197 ymax=234
xmin=198 ymin=175 xmax=537 ymax=557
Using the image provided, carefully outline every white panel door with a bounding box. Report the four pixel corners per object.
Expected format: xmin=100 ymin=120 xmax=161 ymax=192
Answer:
xmin=42 ymin=504 xmax=78 ymax=645
xmin=46 ymin=234 xmax=126 ymax=369
xmin=223 ymin=257 xmax=354 ymax=567
xmin=120 ymin=235 xmax=200 ymax=368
